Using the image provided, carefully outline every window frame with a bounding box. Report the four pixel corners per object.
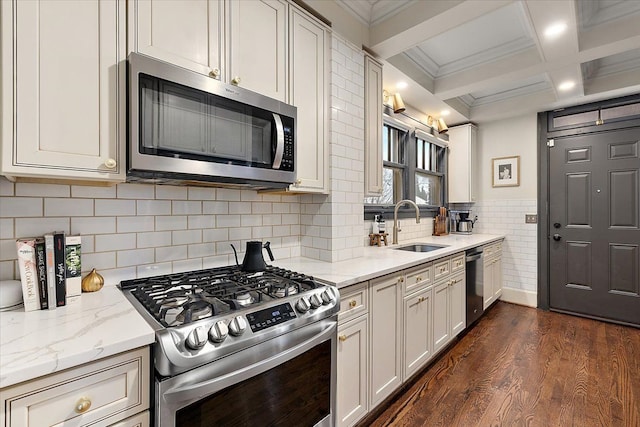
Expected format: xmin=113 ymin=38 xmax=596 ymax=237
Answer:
xmin=364 ymin=114 xmax=448 ymax=220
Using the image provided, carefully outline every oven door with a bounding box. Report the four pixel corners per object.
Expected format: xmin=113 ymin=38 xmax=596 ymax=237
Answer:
xmin=155 ymin=317 xmax=336 ymax=427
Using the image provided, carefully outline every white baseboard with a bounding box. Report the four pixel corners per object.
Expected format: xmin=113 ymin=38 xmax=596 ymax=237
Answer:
xmin=499 ymin=287 xmax=537 ymax=308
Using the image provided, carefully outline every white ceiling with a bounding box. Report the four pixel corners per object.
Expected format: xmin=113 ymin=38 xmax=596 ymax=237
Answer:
xmin=335 ymin=0 xmax=640 ymax=125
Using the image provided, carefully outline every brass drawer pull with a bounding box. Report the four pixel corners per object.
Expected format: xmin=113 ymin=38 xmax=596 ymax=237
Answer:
xmin=75 ymin=397 xmax=92 ymax=414
xmin=339 ymin=335 xmax=347 ymax=342
xmin=349 ymin=300 xmax=357 ymax=308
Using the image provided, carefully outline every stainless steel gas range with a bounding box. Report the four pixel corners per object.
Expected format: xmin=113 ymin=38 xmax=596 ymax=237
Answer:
xmin=120 ymin=265 xmax=340 ymax=427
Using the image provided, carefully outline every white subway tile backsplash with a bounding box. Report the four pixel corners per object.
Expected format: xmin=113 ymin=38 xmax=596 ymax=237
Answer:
xmin=117 ymin=216 xmax=154 ymax=233
xmin=0 ymin=197 xmax=42 ymax=218
xmin=172 ymin=229 xmax=202 ymax=245
xmin=188 ymin=187 xmax=216 ymax=201
xmin=95 ymin=233 xmax=136 ymax=252
xmin=216 ymin=188 xmax=241 ymax=201
xmin=187 ymin=243 xmax=215 ymax=259
xmin=137 ymin=263 xmax=173 ymax=278
xmin=172 ymin=200 xmax=202 ymax=215
xmin=217 ymin=215 xmax=241 ymax=228
xmin=203 ymin=201 xmax=229 ymax=215
xmin=16 ymin=183 xmax=69 ymax=198
xmin=100 ymin=267 xmax=137 ymax=287
xmin=187 ymin=215 xmax=215 ymax=229
xmin=0 ymin=219 xmax=13 ymax=239
xmin=156 ymin=245 xmax=188 ymax=263
xmin=71 ymin=185 xmax=116 ymax=198
xmin=0 ymin=239 xmax=17 ymax=261
xmin=117 ymin=248 xmax=154 ymax=267
xmin=15 ymin=218 xmax=69 ymax=237
xmin=155 ymin=215 xmax=187 ymax=231
xmin=172 ymin=258 xmax=202 ymax=273
xmin=72 ymin=217 xmax=116 ymax=235
xmin=137 ymin=231 xmax=172 ymax=248
xmin=240 ymin=215 xmax=262 ymax=227
xmin=95 ymin=199 xmax=136 ymax=216
xmin=117 ymin=183 xmax=155 ymax=199
xmin=155 ymin=185 xmax=187 ymax=200
xmin=45 ymin=198 xmax=93 ymax=217
xmin=251 ymin=202 xmax=272 ymax=214
xmin=83 ymin=252 xmax=117 ymax=271
xmin=0 ymin=178 xmax=14 ymax=196
xmin=203 ymin=228 xmax=229 ymax=243
xmin=137 ymin=200 xmax=172 ymax=216
xmin=0 ymin=260 xmax=15 ymax=280
xmin=81 ymin=235 xmax=94 ymax=253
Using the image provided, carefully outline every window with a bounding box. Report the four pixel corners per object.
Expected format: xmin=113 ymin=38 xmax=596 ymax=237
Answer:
xmin=365 ymin=119 xmax=447 ymax=215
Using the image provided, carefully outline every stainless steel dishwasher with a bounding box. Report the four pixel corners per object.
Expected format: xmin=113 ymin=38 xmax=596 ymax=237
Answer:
xmin=465 ymin=247 xmax=484 ymax=327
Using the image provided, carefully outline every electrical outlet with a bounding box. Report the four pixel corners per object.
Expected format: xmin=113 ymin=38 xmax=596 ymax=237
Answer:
xmin=525 ymin=214 xmax=537 ymax=224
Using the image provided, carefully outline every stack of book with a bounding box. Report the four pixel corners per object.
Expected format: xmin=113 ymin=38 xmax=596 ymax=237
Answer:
xmin=16 ymin=232 xmax=82 ymax=312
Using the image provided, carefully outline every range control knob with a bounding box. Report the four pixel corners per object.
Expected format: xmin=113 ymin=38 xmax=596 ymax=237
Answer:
xmin=309 ymin=293 xmax=323 ymax=309
xmin=186 ymin=326 xmax=207 ymax=350
xmin=321 ymin=287 xmax=337 ymax=305
xmin=209 ymin=320 xmax=229 ymax=343
xmin=296 ymin=297 xmax=311 ymax=313
xmin=228 ymin=316 xmax=247 ymax=337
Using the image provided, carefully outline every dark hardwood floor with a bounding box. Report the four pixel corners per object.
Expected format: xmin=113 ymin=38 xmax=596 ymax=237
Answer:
xmin=366 ymin=302 xmax=640 ymax=427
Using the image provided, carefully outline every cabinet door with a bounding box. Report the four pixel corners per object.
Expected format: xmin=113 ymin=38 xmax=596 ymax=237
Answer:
xmin=449 ymin=273 xmax=466 ymax=337
xmin=337 ymin=316 xmax=368 ymax=427
xmin=493 ymin=256 xmax=503 ymax=301
xmin=370 ymin=274 xmax=402 ymax=408
xmin=364 ymin=55 xmax=383 ymax=196
xmin=129 ymin=0 xmax=223 ymax=77
xmin=288 ymin=6 xmax=329 ymax=193
xmin=483 ymin=258 xmax=495 ymax=310
xmin=433 ymin=280 xmax=450 ymax=354
xmin=403 ymin=287 xmax=432 ymax=380
xmin=448 ymin=124 xmax=477 ymax=203
xmin=228 ymin=0 xmax=287 ymax=101
xmin=2 ymin=0 xmax=126 ymax=181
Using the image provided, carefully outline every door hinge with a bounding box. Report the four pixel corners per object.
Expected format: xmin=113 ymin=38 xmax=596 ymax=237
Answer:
xmin=547 ymin=139 xmax=555 ymax=147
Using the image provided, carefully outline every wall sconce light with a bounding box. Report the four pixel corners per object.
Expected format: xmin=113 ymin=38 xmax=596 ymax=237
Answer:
xmin=437 ymin=117 xmax=448 ymax=133
xmin=383 ymin=90 xmax=406 ymax=114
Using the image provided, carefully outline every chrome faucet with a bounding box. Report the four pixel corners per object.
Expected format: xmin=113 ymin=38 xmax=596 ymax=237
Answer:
xmin=393 ymin=199 xmax=420 ymax=245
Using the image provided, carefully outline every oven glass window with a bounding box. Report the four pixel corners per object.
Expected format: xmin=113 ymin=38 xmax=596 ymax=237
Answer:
xmin=176 ymin=340 xmax=331 ymax=426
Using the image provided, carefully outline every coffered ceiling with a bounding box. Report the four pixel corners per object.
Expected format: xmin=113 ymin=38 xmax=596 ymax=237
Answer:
xmin=334 ymin=0 xmax=640 ymax=125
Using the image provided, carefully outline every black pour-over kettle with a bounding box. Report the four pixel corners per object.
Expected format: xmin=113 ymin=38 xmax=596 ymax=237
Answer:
xmin=231 ymin=241 xmax=274 ymax=272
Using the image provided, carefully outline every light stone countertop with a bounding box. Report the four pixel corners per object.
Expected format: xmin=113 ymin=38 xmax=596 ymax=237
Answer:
xmin=0 ymin=286 xmax=155 ymax=389
xmin=273 ymin=234 xmax=505 ymax=288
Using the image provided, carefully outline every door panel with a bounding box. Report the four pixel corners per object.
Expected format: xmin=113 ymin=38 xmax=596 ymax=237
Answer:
xmin=549 ymin=127 xmax=640 ymax=325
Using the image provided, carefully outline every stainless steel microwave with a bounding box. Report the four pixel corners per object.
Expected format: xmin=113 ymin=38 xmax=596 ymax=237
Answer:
xmin=127 ymin=53 xmax=296 ymax=189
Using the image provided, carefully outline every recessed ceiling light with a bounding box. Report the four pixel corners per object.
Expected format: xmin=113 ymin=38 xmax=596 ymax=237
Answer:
xmin=396 ymin=81 xmax=408 ymax=90
xmin=558 ymin=81 xmax=575 ymax=91
xmin=544 ymin=21 xmax=567 ymax=39
xmin=440 ymin=110 xmax=450 ymax=116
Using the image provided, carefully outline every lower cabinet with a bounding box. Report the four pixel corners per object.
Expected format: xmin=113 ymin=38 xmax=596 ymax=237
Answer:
xmin=369 ymin=273 xmax=403 ymax=408
xmin=403 ymin=286 xmax=432 ymax=380
xmin=337 ymin=315 xmax=369 ymax=427
xmin=483 ymin=242 xmax=504 ymax=310
xmin=0 ymin=347 xmax=150 ymax=427
xmin=433 ymin=272 xmax=466 ymax=355
xmin=108 ymin=410 xmax=150 ymax=427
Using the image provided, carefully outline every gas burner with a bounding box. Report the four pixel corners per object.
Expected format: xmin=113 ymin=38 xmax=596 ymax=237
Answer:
xmin=235 ymin=293 xmax=255 ymax=306
xmin=175 ymin=299 xmax=213 ymax=324
xmin=272 ymin=283 xmax=298 ymax=298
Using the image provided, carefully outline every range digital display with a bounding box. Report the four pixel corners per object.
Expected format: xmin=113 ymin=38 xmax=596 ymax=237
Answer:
xmin=246 ymin=303 xmax=297 ymax=332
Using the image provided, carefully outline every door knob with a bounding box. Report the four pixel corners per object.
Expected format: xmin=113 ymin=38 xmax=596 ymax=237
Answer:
xmin=553 ymin=234 xmax=562 ymax=241
xmin=553 ymin=222 xmax=561 ymax=229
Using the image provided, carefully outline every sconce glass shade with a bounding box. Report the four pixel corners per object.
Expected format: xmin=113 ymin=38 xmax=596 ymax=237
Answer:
xmin=437 ymin=118 xmax=448 ymax=133
xmin=392 ymin=93 xmax=406 ymax=114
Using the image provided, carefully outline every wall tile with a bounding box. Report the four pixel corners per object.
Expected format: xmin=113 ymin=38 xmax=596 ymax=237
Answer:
xmin=172 ymin=229 xmax=202 ymax=245
xmin=137 ymin=263 xmax=173 ymax=278
xmin=95 ymin=199 xmax=136 ymax=216
xmin=172 ymin=200 xmax=202 ymax=215
xmin=156 ymin=245 xmax=188 ymax=263
xmin=0 ymin=219 xmax=13 ymax=239
xmin=95 ymin=233 xmax=137 ymax=252
xmin=173 ymin=258 xmax=202 ymax=273
xmin=156 ymin=185 xmax=187 ymax=200
xmin=188 ymin=187 xmax=216 ymax=201
xmin=187 ymin=215 xmax=215 ymax=229
xmin=0 ymin=178 xmax=15 ymax=196
xmin=83 ymin=252 xmax=117 ymax=271
xmin=156 ymin=215 xmax=187 ymax=231
xmin=203 ymin=228 xmax=228 ymax=243
xmin=117 ymin=248 xmax=154 ymax=267
xmin=16 ymin=183 xmax=70 ymax=197
xmin=71 ymin=185 xmax=116 ymax=198
xmin=72 ymin=217 xmax=116 ymax=235
xmin=0 ymin=260 xmax=15 ymax=280
xmin=117 ymin=216 xmax=154 ymax=233
xmin=137 ymin=200 xmax=171 ymax=216
xmin=45 ymin=198 xmax=93 ymax=217
xmin=15 ymin=218 xmax=69 ymax=238
xmin=0 ymin=197 xmax=42 ymax=218
xmin=117 ymin=183 xmax=155 ymax=199
xmin=137 ymin=231 xmax=172 ymax=248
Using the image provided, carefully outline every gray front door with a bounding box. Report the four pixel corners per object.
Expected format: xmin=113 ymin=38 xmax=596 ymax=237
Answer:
xmin=549 ymin=127 xmax=640 ymax=325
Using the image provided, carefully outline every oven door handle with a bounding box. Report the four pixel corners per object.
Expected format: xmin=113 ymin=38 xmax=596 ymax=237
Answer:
xmin=163 ymin=321 xmax=335 ymax=403
xmin=272 ymin=113 xmax=284 ymax=170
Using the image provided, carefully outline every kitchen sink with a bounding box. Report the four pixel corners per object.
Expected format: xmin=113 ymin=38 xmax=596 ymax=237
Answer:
xmin=393 ymin=243 xmax=449 ymax=252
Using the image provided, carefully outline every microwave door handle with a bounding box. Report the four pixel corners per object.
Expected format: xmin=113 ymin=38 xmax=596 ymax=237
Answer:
xmin=272 ymin=113 xmax=284 ymax=169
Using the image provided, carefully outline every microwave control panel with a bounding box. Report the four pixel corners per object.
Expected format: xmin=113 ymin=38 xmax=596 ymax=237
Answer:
xmin=280 ymin=125 xmax=294 ymax=171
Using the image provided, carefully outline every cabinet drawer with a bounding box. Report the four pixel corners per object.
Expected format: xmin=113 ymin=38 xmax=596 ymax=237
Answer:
xmin=338 ymin=281 xmax=368 ymax=323
xmin=108 ymin=410 xmax=150 ymax=427
xmin=404 ymin=262 xmax=432 ymax=295
xmin=433 ymin=258 xmax=451 ymax=281
xmin=450 ymin=253 xmax=465 ymax=273
xmin=2 ymin=347 xmax=149 ymax=427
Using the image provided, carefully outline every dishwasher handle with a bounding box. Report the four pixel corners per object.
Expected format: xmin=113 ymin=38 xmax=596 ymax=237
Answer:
xmin=466 ymin=253 xmax=482 ymax=262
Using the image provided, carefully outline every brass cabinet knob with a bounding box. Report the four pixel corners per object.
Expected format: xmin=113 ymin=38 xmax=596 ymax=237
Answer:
xmin=294 ymin=179 xmax=302 ymax=186
xmin=416 ymin=275 xmax=422 ymax=282
xmin=75 ymin=397 xmax=92 ymax=414
xmin=209 ymin=68 xmax=220 ymax=78
xmin=338 ymin=335 xmax=347 ymax=342
xmin=104 ymin=158 xmax=117 ymax=169
xmin=398 ymin=277 xmax=404 ymax=283
xmin=231 ymin=76 xmax=241 ymax=85
xmin=417 ymin=296 xmax=426 ymax=303
xmin=349 ymin=300 xmax=357 ymax=308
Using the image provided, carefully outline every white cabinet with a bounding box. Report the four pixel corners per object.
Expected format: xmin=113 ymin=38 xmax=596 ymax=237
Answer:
xmin=0 ymin=347 xmax=150 ymax=427
xmin=448 ymin=124 xmax=477 ymax=203
xmin=336 ymin=281 xmax=368 ymax=427
xmin=433 ymin=256 xmax=466 ymax=355
xmin=364 ymin=54 xmax=383 ymax=196
xmin=483 ymin=241 xmax=503 ymax=309
xmin=129 ymin=0 xmax=287 ymax=101
xmin=287 ymin=6 xmax=329 ymax=193
xmin=403 ymin=286 xmax=432 ymax=380
xmin=369 ymin=273 xmax=402 ymax=408
xmin=1 ymin=0 xmax=126 ymax=182
xmin=128 ymin=0 xmax=223 ymax=77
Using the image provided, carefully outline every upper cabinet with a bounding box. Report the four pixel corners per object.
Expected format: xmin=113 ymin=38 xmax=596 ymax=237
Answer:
xmin=447 ymin=124 xmax=478 ymax=203
xmin=129 ymin=0 xmax=329 ymax=193
xmin=364 ymin=55 xmax=383 ymax=196
xmin=1 ymin=0 xmax=126 ymax=182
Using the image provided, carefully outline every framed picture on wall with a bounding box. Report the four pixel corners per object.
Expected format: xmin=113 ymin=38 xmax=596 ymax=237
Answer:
xmin=492 ymin=156 xmax=520 ymax=187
